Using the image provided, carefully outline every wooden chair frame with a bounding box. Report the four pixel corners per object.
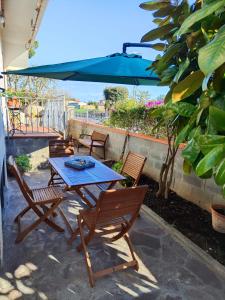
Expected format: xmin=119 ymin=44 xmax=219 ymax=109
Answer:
xmin=121 ymin=151 xmax=147 ymax=187
xmin=69 ymin=185 xmax=148 ymax=287
xmin=84 ymin=151 xmax=147 ymax=204
xmin=8 ymin=156 xmax=70 ymax=243
xmin=48 ymin=139 xmax=74 ymax=186
xmin=77 ymin=131 xmax=109 ymax=159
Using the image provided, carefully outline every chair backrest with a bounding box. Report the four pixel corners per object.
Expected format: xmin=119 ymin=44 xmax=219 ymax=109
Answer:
xmin=49 ymin=139 xmax=74 ymax=158
xmin=121 ymin=152 xmax=147 ymax=186
xmin=7 ymin=156 xmax=33 ymax=203
xmin=91 ymin=131 xmax=108 ymax=144
xmin=95 ymin=185 xmax=148 ymax=227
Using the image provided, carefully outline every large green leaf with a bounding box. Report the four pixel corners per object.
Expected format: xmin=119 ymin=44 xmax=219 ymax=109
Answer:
xmin=176 ymin=1 xmax=225 ymax=36
xmin=213 ymin=63 xmax=225 ymax=92
xmin=153 ymin=5 xmax=176 ymax=17
xmin=148 ymin=43 xmax=167 ymax=51
xmin=183 ymin=159 xmax=192 ymax=174
xmin=161 ymin=44 xmax=182 ymax=64
xmin=139 ymin=1 xmax=170 ymax=11
xmin=215 ymin=158 xmax=225 ymax=186
xmin=141 ymin=24 xmax=175 ymax=42
xmin=209 ymin=106 xmax=225 ymax=131
xmin=176 ymin=102 xmax=196 ymax=117
xmin=195 ymin=144 xmax=225 ymax=176
xmin=175 ymin=124 xmax=191 ymax=146
xmin=173 ymin=58 xmax=190 ymax=83
xmin=172 ymin=70 xmax=204 ymax=102
xmin=197 ymin=134 xmax=225 ymax=154
xmin=182 ymin=139 xmax=200 ymax=164
xmin=198 ymin=25 xmax=225 ymax=75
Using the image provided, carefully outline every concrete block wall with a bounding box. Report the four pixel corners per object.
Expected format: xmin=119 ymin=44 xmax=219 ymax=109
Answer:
xmin=68 ymin=119 xmax=225 ymax=212
xmin=6 ymin=135 xmax=60 ymax=170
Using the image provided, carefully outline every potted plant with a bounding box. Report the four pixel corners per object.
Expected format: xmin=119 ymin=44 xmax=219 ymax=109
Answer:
xmin=7 ymin=97 xmax=14 ymax=107
xmin=15 ymin=155 xmax=32 ymax=173
xmin=211 ymin=205 xmax=225 ymax=233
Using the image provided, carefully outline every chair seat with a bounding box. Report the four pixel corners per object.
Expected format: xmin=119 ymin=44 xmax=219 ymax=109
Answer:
xmin=78 ymin=138 xmax=104 ymax=148
xmin=32 ymin=186 xmax=65 ymax=204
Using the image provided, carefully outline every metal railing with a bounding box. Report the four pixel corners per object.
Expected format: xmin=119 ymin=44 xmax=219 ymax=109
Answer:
xmin=5 ymin=95 xmax=66 ymax=136
xmin=72 ymin=110 xmax=108 ymax=124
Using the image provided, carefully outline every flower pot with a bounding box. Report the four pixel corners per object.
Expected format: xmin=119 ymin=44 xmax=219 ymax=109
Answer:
xmin=211 ymin=204 xmax=225 ymax=233
xmin=7 ymin=99 xmax=14 ymax=107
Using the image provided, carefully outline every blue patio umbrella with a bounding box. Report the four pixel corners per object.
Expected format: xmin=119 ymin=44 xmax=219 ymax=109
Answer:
xmin=3 ymin=52 xmax=160 ymax=86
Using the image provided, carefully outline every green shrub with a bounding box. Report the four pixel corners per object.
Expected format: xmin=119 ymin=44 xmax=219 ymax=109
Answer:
xmin=15 ymin=155 xmax=32 ymax=172
xmin=108 ymin=98 xmax=164 ymax=136
xmin=112 ymin=160 xmax=133 ymax=187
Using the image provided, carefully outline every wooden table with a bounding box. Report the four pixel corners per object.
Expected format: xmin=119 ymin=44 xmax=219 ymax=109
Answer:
xmin=48 ymin=155 xmax=125 ymax=207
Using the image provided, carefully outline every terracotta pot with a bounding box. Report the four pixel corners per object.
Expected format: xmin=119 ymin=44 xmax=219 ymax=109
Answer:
xmin=7 ymin=99 xmax=14 ymax=107
xmin=211 ymin=204 xmax=225 ymax=233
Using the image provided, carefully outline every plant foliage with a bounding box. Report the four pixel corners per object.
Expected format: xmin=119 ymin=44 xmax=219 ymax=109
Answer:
xmin=15 ymin=155 xmax=32 ymax=173
xmin=140 ymin=0 xmax=225 ymax=197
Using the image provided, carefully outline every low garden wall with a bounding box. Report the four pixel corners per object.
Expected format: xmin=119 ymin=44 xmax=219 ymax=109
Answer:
xmin=68 ymin=119 xmax=224 ymax=212
xmin=6 ymin=134 xmax=60 ymax=170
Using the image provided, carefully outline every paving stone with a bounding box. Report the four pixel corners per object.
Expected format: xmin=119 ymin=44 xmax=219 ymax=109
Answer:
xmin=131 ymin=231 xmax=160 ymax=250
xmin=0 ymin=277 xmax=14 ymax=294
xmin=186 ymin=258 xmax=222 ymax=289
xmin=8 ymin=290 xmax=22 ymax=300
xmin=14 ymin=265 xmax=31 ymax=279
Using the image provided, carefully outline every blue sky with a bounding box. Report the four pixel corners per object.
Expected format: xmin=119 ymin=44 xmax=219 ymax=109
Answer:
xmin=30 ymin=0 xmax=169 ymax=101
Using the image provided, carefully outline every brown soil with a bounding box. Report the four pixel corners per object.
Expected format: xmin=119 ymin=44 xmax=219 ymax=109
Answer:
xmin=139 ymin=174 xmax=225 ymax=266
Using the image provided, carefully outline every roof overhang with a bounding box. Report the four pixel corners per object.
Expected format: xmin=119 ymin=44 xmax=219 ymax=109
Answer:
xmin=2 ymin=0 xmax=48 ymax=70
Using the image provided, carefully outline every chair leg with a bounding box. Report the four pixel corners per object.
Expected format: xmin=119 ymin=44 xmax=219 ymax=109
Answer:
xmin=48 ymin=168 xmax=55 ymax=186
xmin=67 ymin=220 xmax=85 ymax=245
xmin=124 ymin=234 xmax=139 ymax=271
xmin=78 ymin=215 xmax=95 ymax=287
xmin=89 ymin=145 xmax=92 ymax=156
xmin=103 ymin=147 xmax=106 ymax=160
xmin=14 ymin=206 xmax=31 ymax=223
xmin=77 ymin=226 xmax=95 ymax=252
xmin=15 ymin=200 xmax=64 ymax=243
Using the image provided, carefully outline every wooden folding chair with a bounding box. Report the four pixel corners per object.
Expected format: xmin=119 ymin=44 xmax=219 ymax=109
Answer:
xmin=48 ymin=139 xmax=74 ymax=186
xmin=70 ymin=185 xmax=148 ymax=287
xmin=94 ymin=151 xmax=147 ymax=195
xmin=8 ymin=156 xmax=69 ymax=243
xmin=77 ymin=131 xmax=109 ymax=159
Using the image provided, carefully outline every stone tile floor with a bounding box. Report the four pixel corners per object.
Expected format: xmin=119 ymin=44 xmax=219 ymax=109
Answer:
xmin=1 ymin=170 xmax=225 ymax=299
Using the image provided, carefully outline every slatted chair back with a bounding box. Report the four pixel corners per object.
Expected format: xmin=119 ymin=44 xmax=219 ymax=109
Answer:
xmin=121 ymin=152 xmax=147 ymax=186
xmin=91 ymin=131 xmax=108 ymax=144
xmin=8 ymin=156 xmax=33 ymax=203
xmin=49 ymin=139 xmax=74 ymax=158
xmin=95 ymin=185 xmax=148 ymax=227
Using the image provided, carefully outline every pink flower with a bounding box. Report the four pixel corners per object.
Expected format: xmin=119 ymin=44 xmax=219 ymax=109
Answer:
xmin=145 ymin=99 xmax=164 ymax=109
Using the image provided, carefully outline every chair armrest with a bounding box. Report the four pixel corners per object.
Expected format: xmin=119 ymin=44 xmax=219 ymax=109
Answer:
xmin=91 ymin=139 xmax=105 ymax=143
xmin=79 ymin=133 xmax=92 ymax=139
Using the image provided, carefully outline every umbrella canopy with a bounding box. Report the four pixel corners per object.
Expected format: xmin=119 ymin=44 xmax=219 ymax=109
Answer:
xmin=4 ymin=53 xmax=160 ymax=86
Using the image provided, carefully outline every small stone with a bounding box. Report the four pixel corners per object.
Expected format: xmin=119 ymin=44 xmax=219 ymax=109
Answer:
xmin=38 ymin=292 xmax=48 ymax=300
xmin=8 ymin=290 xmax=22 ymax=300
xmin=16 ymin=280 xmax=34 ymax=295
xmin=25 ymin=262 xmax=38 ymax=272
xmin=5 ymin=273 xmax=13 ymax=280
xmin=14 ymin=265 xmax=31 ymax=279
xmin=0 ymin=277 xmax=14 ymax=294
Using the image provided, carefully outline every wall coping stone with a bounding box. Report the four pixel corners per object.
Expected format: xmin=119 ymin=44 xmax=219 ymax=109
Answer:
xmin=69 ymin=119 xmax=186 ymax=149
